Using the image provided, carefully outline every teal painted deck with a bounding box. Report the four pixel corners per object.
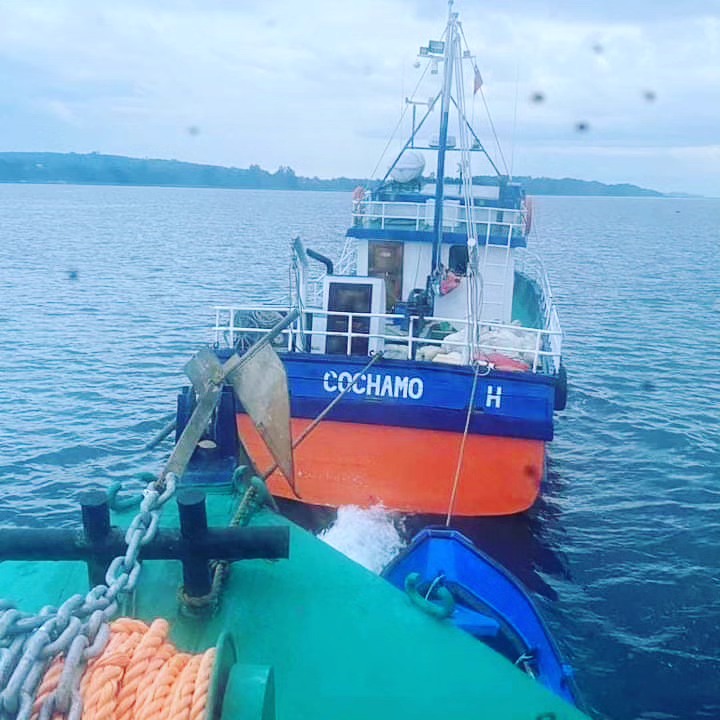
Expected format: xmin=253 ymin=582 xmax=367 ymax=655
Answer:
xmin=1 ymin=485 xmax=588 ymax=719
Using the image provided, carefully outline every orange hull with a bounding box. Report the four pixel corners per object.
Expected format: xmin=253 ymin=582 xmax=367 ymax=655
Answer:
xmin=237 ymin=416 xmax=545 ymax=516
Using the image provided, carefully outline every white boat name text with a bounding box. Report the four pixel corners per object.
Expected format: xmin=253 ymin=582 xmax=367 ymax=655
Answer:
xmin=323 ymin=370 xmax=424 ymax=400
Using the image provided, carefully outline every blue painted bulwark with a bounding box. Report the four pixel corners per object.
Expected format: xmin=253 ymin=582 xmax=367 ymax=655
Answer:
xmin=217 ymin=350 xmax=556 ymax=441
xmin=382 ymin=528 xmax=583 ymax=708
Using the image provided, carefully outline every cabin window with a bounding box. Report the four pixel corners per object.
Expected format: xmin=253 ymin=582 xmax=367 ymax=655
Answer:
xmin=326 ymin=282 xmax=372 ymax=355
xmin=449 ymin=245 xmax=468 ymax=275
xmin=368 ymin=241 xmax=403 ymax=311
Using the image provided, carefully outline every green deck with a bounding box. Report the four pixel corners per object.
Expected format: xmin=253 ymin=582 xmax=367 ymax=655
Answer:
xmin=1 ymin=485 xmax=587 ymax=719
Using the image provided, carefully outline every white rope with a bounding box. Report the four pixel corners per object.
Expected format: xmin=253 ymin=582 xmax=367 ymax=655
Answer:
xmin=369 ymin=27 xmax=448 ymax=181
xmin=478 ymin=86 xmax=510 ymax=176
xmin=458 ymin=22 xmax=509 ymax=177
xmin=453 ymin=28 xmax=483 ymax=356
xmin=445 ymin=362 xmax=481 ymax=526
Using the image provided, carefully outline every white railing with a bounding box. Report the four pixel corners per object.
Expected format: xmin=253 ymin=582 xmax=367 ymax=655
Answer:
xmin=352 ymin=199 xmax=524 ymax=239
xmin=513 ymin=249 xmax=562 ymax=373
xmin=213 ymin=305 xmax=562 ymax=375
xmin=547 ymin=305 xmax=562 ymax=373
xmin=515 ymin=249 xmax=553 ymax=311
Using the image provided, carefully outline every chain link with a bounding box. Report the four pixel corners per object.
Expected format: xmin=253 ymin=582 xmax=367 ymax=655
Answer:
xmin=0 ymin=471 xmax=178 ymax=720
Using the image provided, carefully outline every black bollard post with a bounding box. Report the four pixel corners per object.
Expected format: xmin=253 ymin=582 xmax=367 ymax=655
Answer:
xmin=80 ymin=490 xmax=111 ymax=587
xmin=177 ymin=488 xmax=212 ymax=598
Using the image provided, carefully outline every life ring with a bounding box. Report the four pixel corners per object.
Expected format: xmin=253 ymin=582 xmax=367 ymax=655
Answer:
xmin=524 ymin=196 xmax=533 ymax=234
xmin=352 ymin=186 xmax=366 ymax=215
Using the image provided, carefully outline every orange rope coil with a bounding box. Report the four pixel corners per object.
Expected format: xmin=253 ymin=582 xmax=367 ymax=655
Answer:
xmin=33 ymin=618 xmax=216 ymax=720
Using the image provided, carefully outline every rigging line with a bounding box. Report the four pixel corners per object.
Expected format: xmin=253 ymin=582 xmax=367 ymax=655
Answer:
xmin=370 ymin=23 xmax=451 ymax=180
xmin=449 ymin=95 xmax=502 ymax=177
xmin=382 ymin=90 xmax=441 ymax=184
xmin=509 ymin=62 xmax=520 ymax=180
xmin=445 ymin=361 xmax=481 ymax=527
xmin=453 ymin=32 xmax=483 ymax=347
xmin=261 ymin=351 xmax=385 ymax=483
xmin=478 ymin=86 xmax=510 ymax=177
xmin=457 ymin=22 xmax=509 ymax=176
xmin=369 ymin=50 xmax=433 ymax=180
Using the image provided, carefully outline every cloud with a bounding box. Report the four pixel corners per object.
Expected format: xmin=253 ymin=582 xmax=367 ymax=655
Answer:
xmin=0 ymin=0 xmax=718 ymax=194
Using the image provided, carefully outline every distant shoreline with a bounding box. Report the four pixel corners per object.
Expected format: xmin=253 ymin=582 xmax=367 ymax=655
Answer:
xmin=0 ymin=151 xmax=679 ymax=197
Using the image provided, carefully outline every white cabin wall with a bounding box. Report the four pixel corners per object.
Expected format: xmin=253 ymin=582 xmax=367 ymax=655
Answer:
xmin=355 ymin=240 xmax=369 ymax=275
xmin=357 ymin=239 xmax=514 ymax=322
xmin=402 ymin=242 xmax=433 ymax=299
xmin=434 ymin=279 xmax=469 ymax=322
xmin=358 ymin=240 xmax=431 ymax=301
xmin=479 ymin=246 xmax=515 ymax=323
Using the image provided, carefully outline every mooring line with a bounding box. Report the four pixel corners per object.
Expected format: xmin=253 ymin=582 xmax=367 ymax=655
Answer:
xmin=445 ymin=362 xmax=481 ymax=526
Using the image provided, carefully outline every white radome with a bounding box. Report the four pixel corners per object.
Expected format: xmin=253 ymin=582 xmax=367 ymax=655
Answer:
xmin=390 ymin=151 xmax=426 ymax=184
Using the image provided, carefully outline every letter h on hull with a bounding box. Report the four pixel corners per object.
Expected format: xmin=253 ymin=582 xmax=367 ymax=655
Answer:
xmin=485 ymin=385 xmax=502 ymax=409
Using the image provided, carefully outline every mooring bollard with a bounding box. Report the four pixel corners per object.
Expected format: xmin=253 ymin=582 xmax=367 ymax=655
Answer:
xmin=0 ymin=493 xmax=290 ymax=596
xmin=80 ymin=489 xmax=112 ymax=586
xmin=177 ymin=488 xmax=213 ymax=598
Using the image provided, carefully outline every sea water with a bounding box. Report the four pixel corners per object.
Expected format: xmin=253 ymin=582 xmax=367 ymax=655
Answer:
xmin=0 ymin=184 xmax=718 ymax=719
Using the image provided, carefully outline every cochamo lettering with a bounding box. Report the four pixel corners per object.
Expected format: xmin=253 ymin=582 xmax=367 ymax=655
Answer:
xmin=323 ymin=370 xmax=424 ymax=400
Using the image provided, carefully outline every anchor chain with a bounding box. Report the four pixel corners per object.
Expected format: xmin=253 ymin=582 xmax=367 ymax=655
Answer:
xmin=0 ymin=327 xmax=295 ymax=718
xmin=0 ymin=472 xmax=177 ymax=720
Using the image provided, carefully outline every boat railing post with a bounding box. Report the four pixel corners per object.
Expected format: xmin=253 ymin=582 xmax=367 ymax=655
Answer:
xmin=229 ymin=308 xmax=236 ymax=347
xmin=346 ymin=313 xmax=354 ymax=355
xmin=80 ymin=490 xmax=112 ymax=587
xmin=532 ymin=330 xmax=541 ymax=373
xmin=177 ymin=488 xmax=213 ymax=599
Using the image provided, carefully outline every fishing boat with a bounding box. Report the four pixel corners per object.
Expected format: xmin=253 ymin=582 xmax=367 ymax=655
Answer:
xmin=383 ymin=527 xmax=583 ymax=709
xmin=0 ymin=342 xmax=587 ymax=720
xmin=206 ymin=4 xmax=567 ymax=517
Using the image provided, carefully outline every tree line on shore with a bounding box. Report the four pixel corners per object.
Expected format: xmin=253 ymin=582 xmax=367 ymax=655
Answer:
xmin=0 ymin=152 xmax=664 ymax=197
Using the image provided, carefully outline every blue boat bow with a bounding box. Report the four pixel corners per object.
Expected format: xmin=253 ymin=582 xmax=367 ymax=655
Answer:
xmin=382 ymin=527 xmax=583 ymax=708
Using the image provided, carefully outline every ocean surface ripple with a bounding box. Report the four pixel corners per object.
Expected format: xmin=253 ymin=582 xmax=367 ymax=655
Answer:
xmin=0 ymin=185 xmax=718 ymax=719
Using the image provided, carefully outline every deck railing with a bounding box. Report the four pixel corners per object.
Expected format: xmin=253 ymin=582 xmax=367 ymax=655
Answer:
xmin=352 ymin=199 xmax=525 ymax=242
xmin=212 ymin=305 xmax=562 ymax=375
xmin=515 ymin=249 xmax=563 ymax=368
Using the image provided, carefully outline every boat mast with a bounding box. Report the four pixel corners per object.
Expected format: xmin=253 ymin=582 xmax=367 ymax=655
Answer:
xmin=431 ymin=2 xmax=458 ymax=276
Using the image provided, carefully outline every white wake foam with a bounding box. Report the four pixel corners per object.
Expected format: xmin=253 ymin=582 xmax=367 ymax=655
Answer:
xmin=318 ymin=505 xmax=406 ymax=574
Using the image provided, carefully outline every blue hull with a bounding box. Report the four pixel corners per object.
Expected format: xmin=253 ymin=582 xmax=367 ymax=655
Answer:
xmin=275 ymin=352 xmax=556 ymax=441
xmin=382 ymin=528 xmax=582 ymax=707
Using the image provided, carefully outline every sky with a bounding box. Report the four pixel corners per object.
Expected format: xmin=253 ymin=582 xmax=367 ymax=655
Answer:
xmin=1 ymin=0 xmax=719 ymax=195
